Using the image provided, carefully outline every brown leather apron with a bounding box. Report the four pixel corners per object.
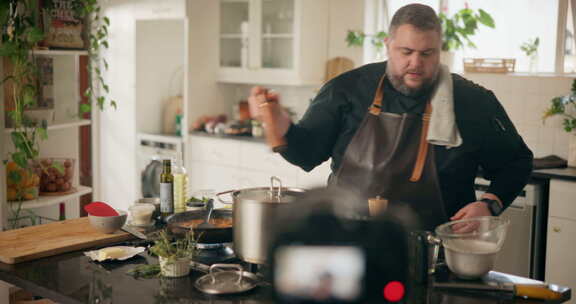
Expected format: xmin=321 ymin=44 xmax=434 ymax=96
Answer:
xmin=332 ymin=75 xmax=448 ymax=230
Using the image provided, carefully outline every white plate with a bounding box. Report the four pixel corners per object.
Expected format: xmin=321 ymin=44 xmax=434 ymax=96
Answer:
xmin=84 ymin=246 xmax=146 ymax=262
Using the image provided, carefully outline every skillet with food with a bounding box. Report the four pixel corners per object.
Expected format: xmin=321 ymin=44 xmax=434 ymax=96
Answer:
xmin=166 ymin=209 xmax=233 ymax=244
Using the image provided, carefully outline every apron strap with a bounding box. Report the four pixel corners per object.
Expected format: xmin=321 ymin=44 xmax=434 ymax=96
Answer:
xmin=410 ymin=101 xmax=432 ymax=182
xmin=368 ymin=75 xmax=387 ymax=115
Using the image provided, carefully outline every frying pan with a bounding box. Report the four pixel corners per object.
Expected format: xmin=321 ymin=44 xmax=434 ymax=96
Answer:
xmin=166 ymin=209 xmax=233 ymax=244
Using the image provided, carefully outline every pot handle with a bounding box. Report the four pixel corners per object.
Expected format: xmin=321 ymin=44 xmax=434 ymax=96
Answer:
xmin=209 ymin=264 xmax=244 ymax=284
xmin=270 ymin=176 xmax=282 ymax=199
xmin=216 ymin=190 xmax=235 ymax=205
xmin=426 ymin=234 xmax=442 ymax=274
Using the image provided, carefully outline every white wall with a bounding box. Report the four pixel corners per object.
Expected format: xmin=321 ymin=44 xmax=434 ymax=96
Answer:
xmin=135 ymin=19 xmax=185 ymax=134
xmin=465 ymin=73 xmax=574 ymax=160
xmin=98 ymin=0 xmax=186 ymax=211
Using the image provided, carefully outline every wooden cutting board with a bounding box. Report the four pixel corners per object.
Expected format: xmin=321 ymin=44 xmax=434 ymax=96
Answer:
xmin=0 ymin=217 xmax=134 ymax=264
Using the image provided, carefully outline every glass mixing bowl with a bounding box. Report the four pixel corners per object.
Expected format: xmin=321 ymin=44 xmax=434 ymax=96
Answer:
xmin=435 ymin=216 xmax=510 ymax=279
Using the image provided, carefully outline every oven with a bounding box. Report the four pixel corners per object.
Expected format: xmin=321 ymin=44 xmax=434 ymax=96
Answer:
xmin=474 ymin=178 xmax=546 ymax=280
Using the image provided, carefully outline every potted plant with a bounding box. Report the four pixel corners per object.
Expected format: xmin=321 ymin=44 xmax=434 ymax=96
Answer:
xmin=346 ymin=30 xmax=388 ymax=61
xmin=345 ymin=5 xmax=494 ymax=66
xmin=520 ymin=37 xmax=540 ymax=73
xmin=149 ymin=230 xmax=196 ymax=277
xmin=543 ymin=79 xmax=576 ymax=167
xmin=1 ymin=0 xmax=46 ymax=228
xmin=1 ymin=0 xmax=114 ymax=229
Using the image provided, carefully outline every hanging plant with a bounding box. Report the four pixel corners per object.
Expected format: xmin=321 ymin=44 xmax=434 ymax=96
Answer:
xmin=78 ymin=0 xmax=116 ymax=113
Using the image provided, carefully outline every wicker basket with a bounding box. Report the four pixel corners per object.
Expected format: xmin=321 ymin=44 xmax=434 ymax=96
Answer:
xmin=463 ymin=58 xmax=516 ymax=73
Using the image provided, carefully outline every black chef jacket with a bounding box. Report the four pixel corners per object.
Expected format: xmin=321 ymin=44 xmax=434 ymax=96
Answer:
xmin=280 ymin=61 xmax=533 ymax=217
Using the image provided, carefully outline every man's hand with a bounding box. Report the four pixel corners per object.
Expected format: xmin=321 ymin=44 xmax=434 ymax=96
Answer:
xmin=248 ymin=86 xmax=291 ymax=138
xmin=449 ymin=201 xmax=492 ymax=233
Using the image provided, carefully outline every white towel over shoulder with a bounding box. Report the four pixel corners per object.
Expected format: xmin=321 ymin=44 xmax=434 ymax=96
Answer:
xmin=427 ymin=64 xmax=463 ymax=148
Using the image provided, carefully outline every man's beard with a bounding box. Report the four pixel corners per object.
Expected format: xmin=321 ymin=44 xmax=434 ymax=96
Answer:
xmin=386 ymin=65 xmax=439 ymax=97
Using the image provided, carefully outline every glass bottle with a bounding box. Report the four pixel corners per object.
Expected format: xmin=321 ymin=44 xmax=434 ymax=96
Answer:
xmin=160 ymin=159 xmax=174 ymax=220
xmin=172 ymin=154 xmax=188 ymax=214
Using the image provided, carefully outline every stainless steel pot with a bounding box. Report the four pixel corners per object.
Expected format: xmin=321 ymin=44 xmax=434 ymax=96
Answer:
xmin=217 ymin=177 xmax=305 ymax=264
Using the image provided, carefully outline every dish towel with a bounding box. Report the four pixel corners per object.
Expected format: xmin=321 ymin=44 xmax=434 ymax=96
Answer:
xmin=426 ymin=64 xmax=463 ymax=148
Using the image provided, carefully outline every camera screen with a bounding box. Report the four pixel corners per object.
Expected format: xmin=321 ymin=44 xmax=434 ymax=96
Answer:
xmin=274 ymin=246 xmax=365 ymax=302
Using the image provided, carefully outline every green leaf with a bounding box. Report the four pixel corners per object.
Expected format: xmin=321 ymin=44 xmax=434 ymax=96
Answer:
xmin=102 ymin=41 xmax=109 ymax=49
xmin=26 ymin=27 xmax=44 ymax=44
xmin=111 ymin=100 xmax=117 ymax=110
xmin=12 ymin=152 xmax=28 ymax=170
xmin=52 ymin=162 xmax=65 ymax=175
xmin=38 ymin=127 xmax=48 ymax=140
xmin=103 ymin=59 xmax=109 ymax=70
xmin=80 ymin=103 xmax=91 ymax=114
xmin=8 ymin=169 xmax=22 ymax=185
xmin=104 ymin=17 xmax=110 ymax=26
xmin=103 ymin=84 xmax=109 ymax=93
xmin=97 ymin=96 xmax=105 ymax=110
xmin=478 ymin=9 xmax=495 ymax=28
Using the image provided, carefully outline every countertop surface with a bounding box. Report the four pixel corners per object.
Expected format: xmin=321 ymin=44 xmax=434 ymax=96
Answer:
xmin=0 ymin=240 xmax=571 ymax=304
xmin=533 ymin=167 xmax=576 ymax=182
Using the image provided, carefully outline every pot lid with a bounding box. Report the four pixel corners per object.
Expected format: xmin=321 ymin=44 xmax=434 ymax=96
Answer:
xmin=234 ymin=176 xmax=305 ymax=203
xmin=195 ymin=264 xmax=259 ymax=295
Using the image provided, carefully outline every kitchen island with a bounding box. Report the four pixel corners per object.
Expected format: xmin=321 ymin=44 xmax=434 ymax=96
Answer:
xmin=0 ymin=242 xmax=571 ymax=304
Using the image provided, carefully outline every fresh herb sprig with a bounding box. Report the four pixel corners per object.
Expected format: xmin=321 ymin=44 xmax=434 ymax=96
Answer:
xmin=149 ymin=230 xmax=196 ymax=263
xmin=126 ymin=263 xmax=160 ymax=279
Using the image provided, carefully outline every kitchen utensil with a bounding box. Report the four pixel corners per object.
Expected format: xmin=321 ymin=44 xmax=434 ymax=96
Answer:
xmin=197 ymin=199 xmax=215 ymax=229
xmin=435 ymin=216 xmax=510 ymax=279
xmin=217 ymin=176 xmax=305 ymax=264
xmin=88 ymin=210 xmax=128 ymax=234
xmin=257 ymin=91 xmax=288 ymax=153
xmin=195 ymin=264 xmax=260 ymax=295
xmin=84 ymin=201 xmax=119 ymax=217
xmin=166 ymin=209 xmax=232 ymax=244
xmin=434 ymin=281 xmax=564 ymax=300
xmin=0 ymin=217 xmax=133 ymax=264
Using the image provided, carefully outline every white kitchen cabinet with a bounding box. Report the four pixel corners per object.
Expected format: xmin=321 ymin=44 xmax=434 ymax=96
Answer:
xmin=0 ymin=51 xmax=96 ymax=230
xmin=187 ymin=134 xmax=331 ymax=195
xmin=218 ymin=0 xmax=329 ymax=85
xmin=546 ymin=217 xmax=576 ymax=304
xmin=546 ymin=179 xmax=576 ymax=303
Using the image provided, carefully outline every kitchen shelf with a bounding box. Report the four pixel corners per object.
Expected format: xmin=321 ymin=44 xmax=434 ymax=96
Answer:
xmin=31 ymin=49 xmax=88 ymax=56
xmin=4 ymin=120 xmax=91 ymax=134
xmin=8 ymin=185 xmax=92 ymax=210
xmin=262 ymin=34 xmax=293 ymax=39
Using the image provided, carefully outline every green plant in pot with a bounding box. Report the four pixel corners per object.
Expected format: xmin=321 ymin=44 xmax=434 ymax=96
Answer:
xmin=543 ymin=79 xmax=576 ymax=167
xmin=149 ymin=230 xmax=196 ymax=278
xmin=345 ymin=5 xmax=494 ymax=65
xmin=520 ymin=37 xmax=540 ymax=72
xmin=1 ymin=0 xmax=47 ymax=228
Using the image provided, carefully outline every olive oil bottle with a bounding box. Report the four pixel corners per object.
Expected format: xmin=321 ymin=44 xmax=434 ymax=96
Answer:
xmin=160 ymin=159 xmax=174 ymax=220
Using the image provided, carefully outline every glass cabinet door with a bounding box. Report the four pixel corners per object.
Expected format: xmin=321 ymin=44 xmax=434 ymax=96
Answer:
xmin=220 ymin=0 xmax=250 ymax=68
xmin=260 ymin=0 xmax=294 ymax=69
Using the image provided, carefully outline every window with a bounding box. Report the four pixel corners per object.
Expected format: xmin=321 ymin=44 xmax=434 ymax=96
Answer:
xmin=369 ymin=0 xmax=571 ymax=73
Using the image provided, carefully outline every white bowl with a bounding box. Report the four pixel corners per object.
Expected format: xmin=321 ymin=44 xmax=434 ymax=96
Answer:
xmin=435 ymin=216 xmax=509 ymax=279
xmin=88 ymin=210 xmax=127 ymax=234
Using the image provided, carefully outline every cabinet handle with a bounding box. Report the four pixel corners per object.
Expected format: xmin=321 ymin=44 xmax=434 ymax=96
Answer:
xmin=553 ymin=227 xmax=561 ymax=233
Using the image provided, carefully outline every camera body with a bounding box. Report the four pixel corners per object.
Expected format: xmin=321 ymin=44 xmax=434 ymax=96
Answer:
xmin=270 ymin=210 xmax=410 ymax=303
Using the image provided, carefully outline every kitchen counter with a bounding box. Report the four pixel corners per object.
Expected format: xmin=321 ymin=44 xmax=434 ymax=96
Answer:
xmin=0 ymin=242 xmax=570 ymax=304
xmin=533 ymin=167 xmax=576 ymax=182
xmin=190 ymin=131 xmax=266 ymax=144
